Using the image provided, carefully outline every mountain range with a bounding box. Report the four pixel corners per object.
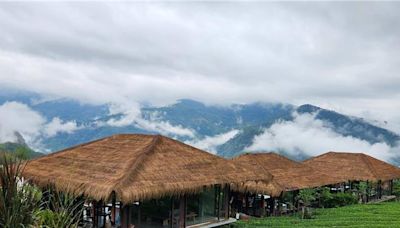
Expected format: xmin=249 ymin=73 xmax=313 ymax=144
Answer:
xmin=0 ymin=91 xmax=399 ymax=164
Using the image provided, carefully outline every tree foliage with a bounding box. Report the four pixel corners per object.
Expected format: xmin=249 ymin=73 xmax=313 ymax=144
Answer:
xmin=0 ymin=154 xmax=84 ymax=228
xmin=0 ymin=155 xmax=41 ymax=227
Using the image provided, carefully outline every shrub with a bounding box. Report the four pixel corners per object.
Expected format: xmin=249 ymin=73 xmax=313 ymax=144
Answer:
xmin=393 ymin=180 xmax=400 ymax=198
xmin=0 ymin=154 xmax=84 ymax=228
xmin=0 ymin=154 xmax=42 ymax=227
xmin=322 ymin=192 xmax=358 ymax=208
xmin=355 ymin=182 xmax=368 ymax=203
xmin=319 ymin=187 xmax=333 ymax=208
xmin=35 ymin=188 xmax=85 ymax=228
xmin=297 ymin=189 xmax=316 ymax=219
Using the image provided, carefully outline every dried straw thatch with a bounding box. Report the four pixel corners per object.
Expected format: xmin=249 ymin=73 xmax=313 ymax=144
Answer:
xmin=23 ymin=134 xmax=272 ymax=203
xmin=233 ymin=152 xmax=344 ymax=194
xmin=303 ymin=151 xmax=400 ymax=182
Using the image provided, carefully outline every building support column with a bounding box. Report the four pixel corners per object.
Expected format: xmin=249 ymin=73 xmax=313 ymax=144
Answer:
xmin=120 ymin=203 xmax=129 ymax=228
xmin=260 ymin=195 xmax=266 ymax=217
xmin=270 ymin=197 xmax=275 ymax=216
xmin=179 ymin=195 xmax=186 ymax=228
xmin=218 ymin=186 xmax=222 ymax=220
xmin=92 ymin=201 xmax=98 ymax=228
xmin=170 ymin=197 xmax=174 ymax=228
xmin=245 ymin=193 xmax=249 ymax=215
xmin=390 ymin=180 xmax=394 ymax=195
xmin=223 ymin=184 xmax=230 ymax=219
xmin=378 ymin=180 xmax=382 ymax=199
xmin=111 ymin=192 xmax=116 ymax=226
xmin=292 ymin=190 xmax=299 ymax=212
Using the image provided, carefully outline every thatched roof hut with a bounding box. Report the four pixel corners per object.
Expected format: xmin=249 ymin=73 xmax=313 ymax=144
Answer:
xmin=303 ymin=151 xmax=400 ymax=182
xmin=233 ymin=152 xmax=344 ymax=194
xmin=23 ymin=134 xmax=272 ymax=203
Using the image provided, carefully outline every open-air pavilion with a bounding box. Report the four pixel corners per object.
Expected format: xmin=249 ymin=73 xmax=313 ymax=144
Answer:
xmin=232 ymin=152 xmax=345 ymax=216
xmin=303 ymin=151 xmax=400 ymax=201
xmin=22 ymin=134 xmax=274 ymax=228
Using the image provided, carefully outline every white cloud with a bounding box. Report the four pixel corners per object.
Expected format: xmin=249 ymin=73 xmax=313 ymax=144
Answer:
xmin=246 ymin=113 xmax=399 ymax=162
xmin=43 ymin=117 xmax=81 ymax=137
xmin=0 ymin=101 xmax=45 ymax=144
xmin=106 ymin=103 xmax=142 ymax=127
xmin=0 ymin=2 xmax=399 ymax=127
xmin=0 ymin=101 xmax=82 ymax=149
xmin=135 ymin=118 xmax=195 ymax=138
xmin=186 ymin=129 xmax=239 ymax=154
xmin=105 ymin=104 xmax=195 ymax=137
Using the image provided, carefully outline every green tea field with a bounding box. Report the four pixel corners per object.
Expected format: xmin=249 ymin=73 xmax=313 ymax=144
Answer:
xmin=235 ymin=202 xmax=400 ymax=227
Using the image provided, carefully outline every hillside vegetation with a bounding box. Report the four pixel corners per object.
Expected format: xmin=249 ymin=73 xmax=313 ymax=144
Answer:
xmin=0 ymin=142 xmax=42 ymax=159
xmin=235 ymin=202 xmax=400 ymax=227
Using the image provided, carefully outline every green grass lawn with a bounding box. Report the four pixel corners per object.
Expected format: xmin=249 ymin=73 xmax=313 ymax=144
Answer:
xmin=235 ymin=202 xmax=400 ymax=227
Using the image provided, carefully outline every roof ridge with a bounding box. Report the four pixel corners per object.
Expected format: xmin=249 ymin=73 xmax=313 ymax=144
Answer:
xmin=360 ymin=153 xmax=379 ymax=179
xmin=28 ymin=136 xmax=113 ymax=162
xmin=113 ymin=135 xmax=162 ymax=192
xmin=302 ymin=151 xmax=332 ymax=162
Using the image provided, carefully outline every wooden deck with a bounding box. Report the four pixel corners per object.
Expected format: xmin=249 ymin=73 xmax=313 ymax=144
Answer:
xmin=187 ymin=218 xmax=237 ymax=228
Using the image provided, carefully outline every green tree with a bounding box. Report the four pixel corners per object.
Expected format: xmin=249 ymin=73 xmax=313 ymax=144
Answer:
xmin=357 ymin=182 xmax=368 ymax=203
xmin=0 ymin=155 xmax=42 ymax=227
xmin=297 ymin=188 xmax=316 ymax=219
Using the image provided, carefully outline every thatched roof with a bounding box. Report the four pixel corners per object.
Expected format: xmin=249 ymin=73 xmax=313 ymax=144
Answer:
xmin=23 ymin=134 xmax=272 ymax=203
xmin=303 ymin=152 xmax=400 ymax=182
xmin=233 ymin=152 xmax=344 ymax=193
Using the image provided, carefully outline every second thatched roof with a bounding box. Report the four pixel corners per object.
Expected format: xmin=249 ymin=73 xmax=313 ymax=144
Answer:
xmin=233 ymin=152 xmax=344 ymax=194
xmin=23 ymin=134 xmax=273 ymax=203
xmin=303 ymin=151 xmax=400 ymax=182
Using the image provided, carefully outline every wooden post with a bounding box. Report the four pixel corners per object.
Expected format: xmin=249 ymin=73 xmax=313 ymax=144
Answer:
xmin=111 ymin=192 xmax=116 ymax=225
xmin=378 ymin=180 xmax=382 ymax=199
xmin=92 ymin=201 xmax=97 ymax=228
xmin=270 ymin=197 xmax=275 ymax=216
xmin=128 ymin=205 xmax=131 ymax=227
xmin=223 ymin=184 xmax=230 ymax=219
xmin=292 ymin=190 xmax=299 ymax=212
xmin=390 ymin=180 xmax=394 ymax=195
xmin=245 ymin=193 xmax=249 ymax=215
xmin=278 ymin=192 xmax=283 ymax=216
xmin=119 ymin=203 xmax=128 ymax=228
xmin=100 ymin=200 xmax=106 ymax=228
xmin=179 ymin=196 xmax=186 ymax=228
xmin=170 ymin=197 xmax=174 ymax=228
xmin=137 ymin=203 xmax=141 ymax=227
xmin=217 ymin=186 xmax=221 ymax=220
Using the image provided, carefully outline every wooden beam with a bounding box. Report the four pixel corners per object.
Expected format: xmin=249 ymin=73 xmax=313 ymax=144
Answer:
xmin=120 ymin=203 xmax=128 ymax=228
xmin=390 ymin=180 xmax=394 ymax=195
xmin=111 ymin=192 xmax=116 ymax=225
xmin=260 ymin=195 xmax=266 ymax=217
xmin=268 ymin=197 xmax=274 ymax=216
xmin=170 ymin=197 xmax=174 ymax=228
xmin=245 ymin=193 xmax=249 ymax=215
xmin=224 ymin=184 xmax=230 ymax=219
xmin=378 ymin=180 xmax=382 ymax=199
xmin=92 ymin=200 xmax=97 ymax=228
xmin=217 ymin=186 xmax=221 ymax=220
xmin=179 ymin=196 xmax=186 ymax=228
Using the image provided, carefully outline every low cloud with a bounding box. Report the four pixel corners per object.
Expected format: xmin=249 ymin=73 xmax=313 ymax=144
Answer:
xmin=0 ymin=3 xmax=400 ymax=128
xmin=106 ymin=104 xmax=195 ymax=137
xmin=43 ymin=117 xmax=81 ymax=137
xmin=186 ymin=129 xmax=239 ymax=154
xmin=246 ymin=112 xmax=399 ymax=162
xmin=0 ymin=101 xmax=45 ymax=144
xmin=0 ymin=101 xmax=82 ymax=148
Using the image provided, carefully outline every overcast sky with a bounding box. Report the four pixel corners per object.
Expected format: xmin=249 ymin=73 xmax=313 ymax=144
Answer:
xmin=0 ymin=2 xmax=399 ymax=132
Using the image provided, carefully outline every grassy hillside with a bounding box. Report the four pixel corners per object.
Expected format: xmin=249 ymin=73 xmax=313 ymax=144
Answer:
xmin=0 ymin=142 xmax=43 ymax=159
xmin=235 ymin=202 xmax=400 ymax=227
